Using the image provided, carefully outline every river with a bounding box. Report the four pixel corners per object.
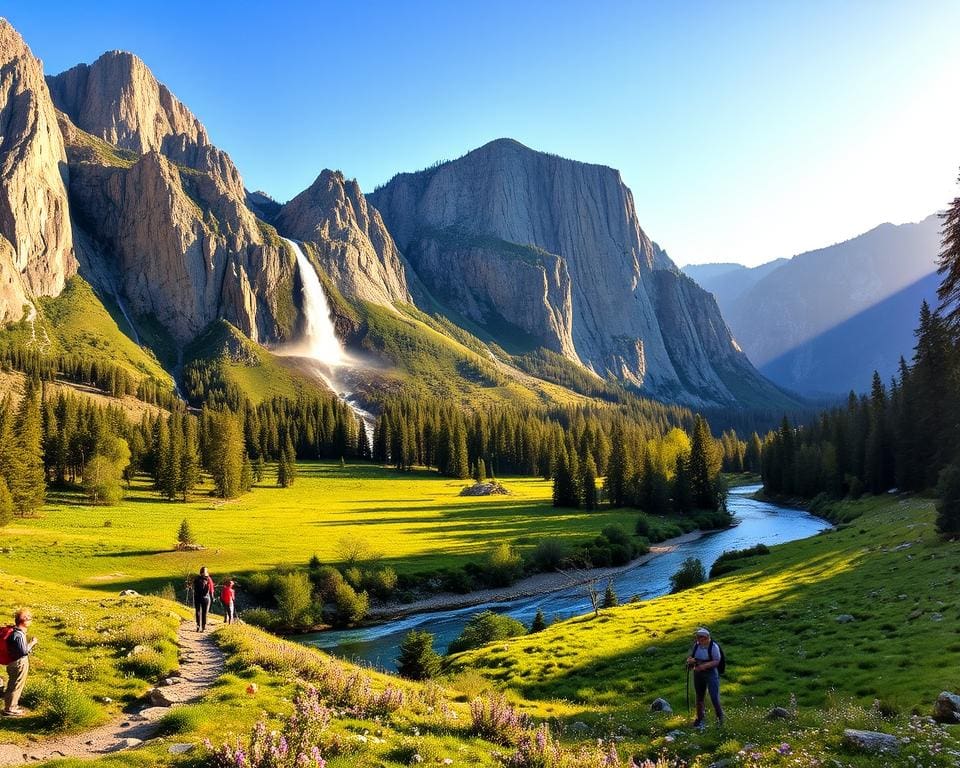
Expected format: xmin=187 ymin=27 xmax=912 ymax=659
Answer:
xmin=296 ymin=484 xmax=829 ymax=671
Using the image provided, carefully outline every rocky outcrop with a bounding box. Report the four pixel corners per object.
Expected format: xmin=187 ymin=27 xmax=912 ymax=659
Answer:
xmin=370 ymin=138 xmax=785 ymax=406
xmin=275 ymin=170 xmax=411 ymax=307
xmin=0 ymin=19 xmax=76 ymax=322
xmin=60 ymin=112 xmax=296 ymax=345
xmin=47 ymin=51 xmax=244 ymax=199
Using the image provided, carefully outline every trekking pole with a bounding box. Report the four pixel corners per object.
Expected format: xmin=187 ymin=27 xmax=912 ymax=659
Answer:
xmin=685 ymin=663 xmax=690 ymax=715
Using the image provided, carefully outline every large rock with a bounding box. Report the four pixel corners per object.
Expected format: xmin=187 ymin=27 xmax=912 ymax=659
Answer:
xmin=842 ymin=729 xmax=899 ymax=754
xmin=275 ymin=170 xmax=410 ymax=308
xmin=0 ymin=19 xmax=76 ymax=323
xmin=369 ymin=139 xmax=791 ymax=407
xmin=650 ymin=697 xmax=672 ymax=713
xmin=933 ymin=691 xmax=960 ymax=723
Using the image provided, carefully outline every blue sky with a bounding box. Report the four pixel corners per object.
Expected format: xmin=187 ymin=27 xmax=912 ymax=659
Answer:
xmin=7 ymin=1 xmax=960 ymax=266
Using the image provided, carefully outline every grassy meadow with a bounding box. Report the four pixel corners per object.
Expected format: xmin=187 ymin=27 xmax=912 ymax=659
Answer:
xmin=0 ymin=461 xmax=638 ymax=594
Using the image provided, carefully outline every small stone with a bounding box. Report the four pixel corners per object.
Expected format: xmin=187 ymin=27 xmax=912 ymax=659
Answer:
xmin=570 ymin=721 xmax=590 ymax=735
xmin=931 ymin=613 xmax=944 ymax=622
xmin=933 ymin=691 xmax=960 ymax=723
xmin=767 ymin=706 xmax=792 ymax=720
xmin=650 ymin=697 xmax=672 ymax=713
xmin=908 ymin=608 xmax=924 ymax=620
xmin=898 ymin=594 xmax=908 ymax=600
xmin=113 ymin=738 xmax=143 ymax=750
xmin=168 ymin=744 xmax=194 ymax=754
xmin=137 ymin=706 xmax=171 ymax=721
xmin=842 ymin=729 xmax=900 ymax=753
xmin=147 ymin=688 xmax=177 ymax=707
xmin=644 ymin=646 xmax=659 ymax=655
xmin=836 ymin=614 xmax=855 ymax=623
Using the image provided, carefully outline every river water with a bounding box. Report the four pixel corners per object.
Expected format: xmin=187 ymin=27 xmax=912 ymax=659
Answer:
xmin=296 ymin=485 xmax=829 ymax=671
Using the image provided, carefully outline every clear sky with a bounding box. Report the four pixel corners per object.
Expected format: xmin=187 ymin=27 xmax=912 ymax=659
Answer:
xmin=6 ymin=1 xmax=960 ymax=267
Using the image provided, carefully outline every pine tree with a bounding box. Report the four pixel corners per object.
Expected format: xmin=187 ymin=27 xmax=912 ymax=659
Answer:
xmin=476 ymin=457 xmax=487 ymax=483
xmin=604 ymin=425 xmax=632 ymax=507
xmin=937 ymin=168 xmax=960 ymax=329
xmin=580 ymin=453 xmax=598 ymax=510
xmin=688 ymin=415 xmax=719 ymax=510
xmin=10 ymin=380 xmax=45 ymax=515
xmin=179 ymin=415 xmax=201 ymax=501
xmin=451 ymin=420 xmax=470 ymax=479
xmin=0 ymin=476 xmax=12 ymax=527
xmin=602 ymin=581 xmax=618 ymax=609
xmin=177 ymin=518 xmax=196 ymax=547
xmin=673 ymin=453 xmax=692 ymax=514
xmin=530 ymin=609 xmax=547 ymax=633
xmin=936 ymin=463 xmax=960 ymax=536
xmin=209 ymin=412 xmax=245 ymax=499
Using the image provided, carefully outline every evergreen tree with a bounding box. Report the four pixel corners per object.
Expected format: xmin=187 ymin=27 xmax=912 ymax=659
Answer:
xmin=937 ymin=168 xmax=960 ymax=329
xmin=0 ymin=476 xmax=12 ymax=527
xmin=476 ymin=457 xmax=487 ymax=483
xmin=179 ymin=415 xmax=201 ymax=501
xmin=580 ymin=453 xmax=598 ymax=510
xmin=937 ymin=463 xmax=960 ymax=536
xmin=10 ymin=380 xmax=45 ymax=515
xmin=177 ymin=518 xmax=196 ymax=547
xmin=530 ymin=609 xmax=547 ymax=633
xmin=604 ymin=424 xmax=632 ymax=507
xmin=673 ymin=453 xmax=692 ymax=514
xmin=450 ymin=420 xmax=470 ymax=479
xmin=209 ymin=412 xmax=245 ymax=498
xmin=396 ymin=630 xmax=441 ymax=680
xmin=602 ymin=581 xmax=618 ymax=608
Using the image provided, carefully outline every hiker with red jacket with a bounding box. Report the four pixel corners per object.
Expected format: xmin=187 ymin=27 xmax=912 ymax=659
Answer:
xmin=192 ymin=566 xmax=215 ymax=632
xmin=1 ymin=608 xmax=38 ymax=717
xmin=220 ymin=579 xmax=236 ymax=625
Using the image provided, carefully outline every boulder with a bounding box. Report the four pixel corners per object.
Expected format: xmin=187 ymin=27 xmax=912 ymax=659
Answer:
xmin=167 ymin=744 xmax=194 ymax=755
xmin=836 ymin=614 xmax=855 ymax=623
xmin=135 ymin=706 xmax=170 ymax=721
xmin=650 ymin=698 xmax=672 ymax=713
xmin=570 ymin=721 xmax=590 ymax=735
xmin=459 ymin=481 xmax=510 ymax=497
xmin=842 ymin=729 xmax=899 ymax=753
xmin=119 ymin=590 xmax=140 ymax=597
xmin=766 ymin=706 xmax=792 ymax=720
xmin=933 ymin=691 xmax=960 ymax=723
xmin=146 ymin=687 xmax=177 ymax=707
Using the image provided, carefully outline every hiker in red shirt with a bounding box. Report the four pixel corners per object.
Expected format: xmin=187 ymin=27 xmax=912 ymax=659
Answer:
xmin=221 ymin=579 xmax=236 ymax=625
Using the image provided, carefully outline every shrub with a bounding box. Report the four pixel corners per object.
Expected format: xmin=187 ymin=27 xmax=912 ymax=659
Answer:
xmin=470 ymin=693 xmax=531 ymax=745
xmin=601 ymin=524 xmax=631 ymax=547
xmin=602 ymin=582 xmax=618 ymax=608
xmin=153 ymin=582 xmax=178 ymax=602
xmin=157 ymin=705 xmax=209 ymax=735
xmin=344 ymin=565 xmax=363 ymax=590
xmin=35 ymin=678 xmax=103 ymax=730
xmin=710 ymin=544 xmax=771 ymax=577
xmin=448 ymin=610 xmax=527 ymax=654
xmin=330 ymin=582 xmax=369 ymax=626
xmin=363 ymin=566 xmax=398 ymax=600
xmin=240 ymin=607 xmax=278 ymax=630
xmin=530 ymin=538 xmax=569 ymax=571
xmin=670 ymin=557 xmax=706 ymax=593
xmin=310 ymin=565 xmax=345 ymax=599
xmin=396 ymin=630 xmax=441 ymax=680
xmin=635 ymin=515 xmax=650 ymax=537
xmin=243 ymin=572 xmax=274 ymax=599
xmin=485 ymin=543 xmax=524 ymax=587
xmin=936 ymin=463 xmax=960 ymax=536
xmin=119 ymin=647 xmax=172 ymax=679
xmin=275 ymin=572 xmax=314 ymax=629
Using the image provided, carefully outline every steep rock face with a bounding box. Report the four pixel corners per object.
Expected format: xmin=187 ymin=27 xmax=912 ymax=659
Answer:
xmin=370 ymin=138 xmax=775 ymax=405
xmin=61 ymin=114 xmax=297 ymax=346
xmin=275 ymin=170 xmax=410 ymax=307
xmin=48 ymin=51 xmax=244 ymax=198
xmin=0 ymin=19 xmax=76 ymax=322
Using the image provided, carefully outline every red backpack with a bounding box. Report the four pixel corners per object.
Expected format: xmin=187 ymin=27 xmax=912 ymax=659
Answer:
xmin=0 ymin=625 xmax=16 ymax=665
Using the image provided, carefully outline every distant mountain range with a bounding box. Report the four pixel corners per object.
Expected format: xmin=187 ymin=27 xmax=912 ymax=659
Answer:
xmin=0 ymin=17 xmax=796 ymax=410
xmin=683 ymin=216 xmax=942 ymax=396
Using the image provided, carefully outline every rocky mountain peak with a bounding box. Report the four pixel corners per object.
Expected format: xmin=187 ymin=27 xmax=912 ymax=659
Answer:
xmin=275 ymin=170 xmax=411 ymax=307
xmin=0 ymin=18 xmax=76 ymax=322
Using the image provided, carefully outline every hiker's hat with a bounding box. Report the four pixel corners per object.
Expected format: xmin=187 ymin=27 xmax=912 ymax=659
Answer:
xmin=694 ymin=627 xmax=710 ymax=637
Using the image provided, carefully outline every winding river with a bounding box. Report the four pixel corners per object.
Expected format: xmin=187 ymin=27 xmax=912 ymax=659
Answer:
xmin=297 ymin=485 xmax=828 ymax=671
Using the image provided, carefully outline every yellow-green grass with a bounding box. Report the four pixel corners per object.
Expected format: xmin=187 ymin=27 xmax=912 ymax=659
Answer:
xmin=0 ymin=575 xmax=187 ymax=741
xmin=37 ymin=277 xmax=172 ymax=386
xmin=451 ymin=494 xmax=960 ymax=718
xmin=1 ymin=462 xmax=637 ymax=594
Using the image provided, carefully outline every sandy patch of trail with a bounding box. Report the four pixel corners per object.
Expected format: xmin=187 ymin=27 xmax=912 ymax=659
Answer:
xmin=0 ymin=619 xmax=224 ymax=765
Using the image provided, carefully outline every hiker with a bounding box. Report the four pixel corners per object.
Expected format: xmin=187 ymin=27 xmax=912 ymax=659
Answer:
xmin=2 ymin=608 xmax=38 ymax=717
xmin=686 ymin=626 xmax=724 ymax=729
xmin=221 ymin=579 xmax=236 ymax=624
xmin=193 ymin=566 xmax=215 ymax=631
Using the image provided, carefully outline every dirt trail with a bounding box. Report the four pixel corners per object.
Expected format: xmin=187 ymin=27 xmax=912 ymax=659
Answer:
xmin=0 ymin=620 xmax=225 ymax=765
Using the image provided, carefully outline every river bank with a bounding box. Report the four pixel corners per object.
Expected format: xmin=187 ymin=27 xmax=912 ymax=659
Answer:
xmin=367 ymin=530 xmax=705 ymax=621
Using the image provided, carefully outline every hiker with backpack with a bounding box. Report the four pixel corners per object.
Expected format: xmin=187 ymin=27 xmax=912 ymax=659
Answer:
xmin=1 ymin=608 xmax=38 ymax=717
xmin=193 ymin=566 xmax=215 ymax=632
xmin=686 ymin=626 xmax=724 ymax=729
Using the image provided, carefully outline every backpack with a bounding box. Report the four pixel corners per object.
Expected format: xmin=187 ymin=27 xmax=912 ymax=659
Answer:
xmin=195 ymin=576 xmax=211 ymax=599
xmin=691 ymin=640 xmax=726 ymax=675
xmin=0 ymin=625 xmax=17 ymax=665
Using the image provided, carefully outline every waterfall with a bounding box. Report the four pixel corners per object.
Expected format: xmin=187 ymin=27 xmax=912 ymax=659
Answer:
xmin=283 ymin=238 xmax=373 ymax=448
xmin=285 ymin=237 xmax=345 ymax=366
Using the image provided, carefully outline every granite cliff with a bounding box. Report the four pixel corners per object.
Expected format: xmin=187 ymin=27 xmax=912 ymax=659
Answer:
xmin=0 ymin=20 xmax=76 ymax=323
xmin=369 ymin=139 xmax=784 ymax=406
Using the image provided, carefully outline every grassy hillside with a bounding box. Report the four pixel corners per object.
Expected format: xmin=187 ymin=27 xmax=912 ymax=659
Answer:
xmin=0 ymin=576 xmax=186 ymax=742
xmin=0 ymin=276 xmax=172 ymax=388
xmin=0 ymin=462 xmax=637 ymax=595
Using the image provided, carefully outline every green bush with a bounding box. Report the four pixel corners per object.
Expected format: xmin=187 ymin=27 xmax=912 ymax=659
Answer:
xmin=275 ymin=572 xmax=314 ymax=629
xmin=330 ymin=582 xmax=369 ymax=626
xmin=670 ymin=557 xmax=706 ymax=593
xmin=240 ymin=607 xmax=278 ymax=630
xmin=363 ymin=567 xmax=398 ymax=600
xmin=35 ymin=678 xmax=103 ymax=730
xmin=448 ymin=611 xmax=527 ymax=654
xmin=484 ymin=543 xmax=523 ymax=587
xmin=530 ymin=538 xmax=568 ymax=571
xmin=396 ymin=630 xmax=440 ymax=680
xmin=157 ymin=705 xmax=209 ymax=735
xmin=118 ymin=647 xmax=172 ymax=679
xmin=311 ymin=565 xmax=345 ymax=599
xmin=710 ymin=544 xmax=771 ymax=577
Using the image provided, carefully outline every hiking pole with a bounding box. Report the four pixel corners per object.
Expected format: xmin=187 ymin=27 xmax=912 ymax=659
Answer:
xmin=685 ymin=663 xmax=690 ymax=715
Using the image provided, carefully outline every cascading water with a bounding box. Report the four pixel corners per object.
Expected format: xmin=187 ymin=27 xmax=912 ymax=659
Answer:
xmin=282 ymin=238 xmax=375 ymax=445
xmin=285 ymin=238 xmax=345 ymax=365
